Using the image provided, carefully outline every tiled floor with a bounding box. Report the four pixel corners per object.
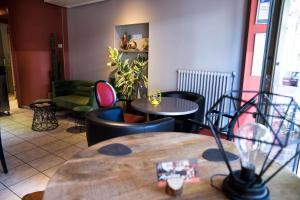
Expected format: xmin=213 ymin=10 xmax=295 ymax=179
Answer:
xmin=0 ymin=96 xmax=88 ymax=199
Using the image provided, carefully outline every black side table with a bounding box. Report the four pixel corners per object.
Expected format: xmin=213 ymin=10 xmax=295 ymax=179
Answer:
xmin=30 ymin=99 xmax=59 ymax=131
xmin=67 ymin=106 xmax=94 ymax=133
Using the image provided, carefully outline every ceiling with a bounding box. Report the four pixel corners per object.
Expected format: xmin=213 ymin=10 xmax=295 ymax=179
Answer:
xmin=44 ymin=0 xmax=106 ymax=8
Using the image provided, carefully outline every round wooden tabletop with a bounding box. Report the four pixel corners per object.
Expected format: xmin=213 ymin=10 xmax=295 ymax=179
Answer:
xmin=44 ymin=132 xmax=300 ymax=200
xmin=131 ymin=97 xmax=199 ymax=116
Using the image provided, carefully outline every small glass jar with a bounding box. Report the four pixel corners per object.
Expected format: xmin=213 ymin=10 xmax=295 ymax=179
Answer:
xmin=148 ymin=89 xmax=161 ymax=105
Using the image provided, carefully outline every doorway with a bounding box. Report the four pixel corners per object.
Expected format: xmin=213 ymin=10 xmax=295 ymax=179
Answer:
xmin=271 ymin=0 xmax=300 ymax=101
xmin=0 ymin=22 xmax=17 ymax=112
xmin=242 ymin=0 xmax=300 ymax=175
xmin=267 ymin=0 xmax=300 ymax=175
xmin=0 ymin=23 xmax=14 ymax=94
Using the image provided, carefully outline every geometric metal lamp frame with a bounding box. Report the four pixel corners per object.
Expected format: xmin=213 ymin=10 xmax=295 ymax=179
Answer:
xmin=206 ymin=90 xmax=300 ymax=200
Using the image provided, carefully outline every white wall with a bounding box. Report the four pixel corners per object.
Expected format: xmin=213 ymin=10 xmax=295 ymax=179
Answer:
xmin=67 ymin=0 xmax=248 ymax=91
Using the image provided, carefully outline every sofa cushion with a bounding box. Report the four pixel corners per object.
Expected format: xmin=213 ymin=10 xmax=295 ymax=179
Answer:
xmin=52 ymin=81 xmax=75 ymax=96
xmin=74 ymin=86 xmax=92 ymax=97
xmin=53 ymin=95 xmax=90 ymax=110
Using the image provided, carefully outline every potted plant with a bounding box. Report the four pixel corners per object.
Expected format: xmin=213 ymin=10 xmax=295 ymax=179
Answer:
xmin=107 ymin=47 xmax=148 ymax=100
xmin=131 ymin=54 xmax=148 ymax=98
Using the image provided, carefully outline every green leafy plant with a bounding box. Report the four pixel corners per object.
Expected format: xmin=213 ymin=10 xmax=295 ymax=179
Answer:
xmin=107 ymin=47 xmax=148 ymax=100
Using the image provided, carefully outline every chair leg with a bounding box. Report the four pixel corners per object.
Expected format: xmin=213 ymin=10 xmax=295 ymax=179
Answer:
xmin=0 ymin=136 xmax=8 ymax=173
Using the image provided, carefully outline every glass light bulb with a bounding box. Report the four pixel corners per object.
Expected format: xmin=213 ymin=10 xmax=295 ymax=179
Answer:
xmin=234 ymin=122 xmax=270 ymax=171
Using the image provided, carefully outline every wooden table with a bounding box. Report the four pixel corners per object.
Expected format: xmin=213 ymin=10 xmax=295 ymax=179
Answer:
xmin=131 ymin=97 xmax=199 ymax=116
xmin=44 ymin=132 xmax=300 ymax=200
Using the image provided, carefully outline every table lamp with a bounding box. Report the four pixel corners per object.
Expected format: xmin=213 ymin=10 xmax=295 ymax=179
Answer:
xmin=206 ymin=91 xmax=300 ymax=200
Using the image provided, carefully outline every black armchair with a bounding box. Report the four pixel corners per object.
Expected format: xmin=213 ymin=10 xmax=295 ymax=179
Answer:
xmin=161 ymin=91 xmax=205 ymax=132
xmin=86 ymin=106 xmax=175 ymax=146
xmin=187 ymin=97 xmax=256 ymax=140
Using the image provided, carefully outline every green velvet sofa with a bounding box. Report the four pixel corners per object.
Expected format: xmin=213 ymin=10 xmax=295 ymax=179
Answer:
xmin=52 ymin=80 xmax=98 ymax=110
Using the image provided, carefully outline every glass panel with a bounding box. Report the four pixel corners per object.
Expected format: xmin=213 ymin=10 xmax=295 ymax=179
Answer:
xmin=271 ymin=0 xmax=300 ymax=175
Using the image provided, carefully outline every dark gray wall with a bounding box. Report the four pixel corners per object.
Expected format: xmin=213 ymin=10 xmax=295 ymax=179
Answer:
xmin=67 ymin=0 xmax=248 ymax=91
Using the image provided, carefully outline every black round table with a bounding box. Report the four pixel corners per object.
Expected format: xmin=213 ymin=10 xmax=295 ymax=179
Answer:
xmin=131 ymin=97 xmax=199 ymax=116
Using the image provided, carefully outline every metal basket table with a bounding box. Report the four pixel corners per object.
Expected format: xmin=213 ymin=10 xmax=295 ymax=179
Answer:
xmin=30 ymin=99 xmax=58 ymax=131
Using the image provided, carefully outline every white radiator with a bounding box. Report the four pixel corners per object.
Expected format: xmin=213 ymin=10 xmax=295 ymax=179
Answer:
xmin=177 ymin=69 xmax=235 ymax=123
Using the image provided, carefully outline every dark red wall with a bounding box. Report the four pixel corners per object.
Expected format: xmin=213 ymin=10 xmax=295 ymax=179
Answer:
xmin=7 ymin=0 xmax=69 ymax=106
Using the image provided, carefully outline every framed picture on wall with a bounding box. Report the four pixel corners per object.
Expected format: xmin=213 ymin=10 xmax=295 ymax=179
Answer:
xmin=256 ymin=0 xmax=270 ymax=24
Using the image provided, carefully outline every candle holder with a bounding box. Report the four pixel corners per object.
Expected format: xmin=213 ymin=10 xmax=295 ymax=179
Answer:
xmin=148 ymin=89 xmax=161 ymax=105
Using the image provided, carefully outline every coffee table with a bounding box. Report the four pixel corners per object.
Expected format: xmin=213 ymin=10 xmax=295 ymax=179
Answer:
xmin=44 ymin=132 xmax=300 ymax=200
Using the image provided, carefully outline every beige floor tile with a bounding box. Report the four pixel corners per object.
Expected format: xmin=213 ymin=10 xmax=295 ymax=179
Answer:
xmin=0 ymin=156 xmax=24 ymax=171
xmin=4 ymin=142 xmax=36 ymax=155
xmin=9 ymin=127 xmax=32 ymax=136
xmin=1 ymin=131 xmax=15 ymax=140
xmin=62 ymin=135 xmax=86 ymax=145
xmin=0 ymin=117 xmax=13 ymax=121
xmin=0 ymin=182 xmax=6 ymax=191
xmin=17 ymin=131 xmax=45 ymax=140
xmin=78 ymin=132 xmax=87 ymax=137
xmin=11 ymin=116 xmax=32 ymax=123
xmin=0 ymin=116 xmax=15 ymax=126
xmin=19 ymin=121 xmax=33 ymax=127
xmin=9 ymin=173 xmax=49 ymax=198
xmin=28 ymin=154 xmax=65 ymax=171
xmin=10 ymin=115 xmax=29 ymax=120
xmin=47 ymin=131 xmax=72 ymax=139
xmin=2 ymin=115 xmax=16 ymax=119
xmin=58 ymin=118 xmax=73 ymax=125
xmin=61 ymin=120 xmax=73 ymax=127
xmin=0 ymin=164 xmax=39 ymax=187
xmin=42 ymin=164 xmax=63 ymax=178
xmin=10 ymin=112 xmax=29 ymax=117
xmin=43 ymin=128 xmax=63 ymax=135
xmin=41 ymin=141 xmax=70 ymax=153
xmin=15 ymin=148 xmax=49 ymax=163
xmin=0 ymin=116 xmax=10 ymax=120
xmin=2 ymin=136 xmax=24 ymax=148
xmin=54 ymin=146 xmax=82 ymax=160
xmin=0 ymin=188 xmax=20 ymax=200
xmin=48 ymin=122 xmax=67 ymax=130
xmin=3 ymin=124 xmax=25 ymax=132
xmin=0 ymin=102 xmax=93 ymax=196
xmin=74 ymin=140 xmax=88 ymax=149
xmin=0 ymin=120 xmax=15 ymax=128
xmin=4 ymin=151 xmax=12 ymax=158
xmin=29 ymin=135 xmax=57 ymax=146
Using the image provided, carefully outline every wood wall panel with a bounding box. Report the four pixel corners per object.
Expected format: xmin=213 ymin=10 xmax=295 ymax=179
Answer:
xmin=7 ymin=0 xmax=69 ymax=106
